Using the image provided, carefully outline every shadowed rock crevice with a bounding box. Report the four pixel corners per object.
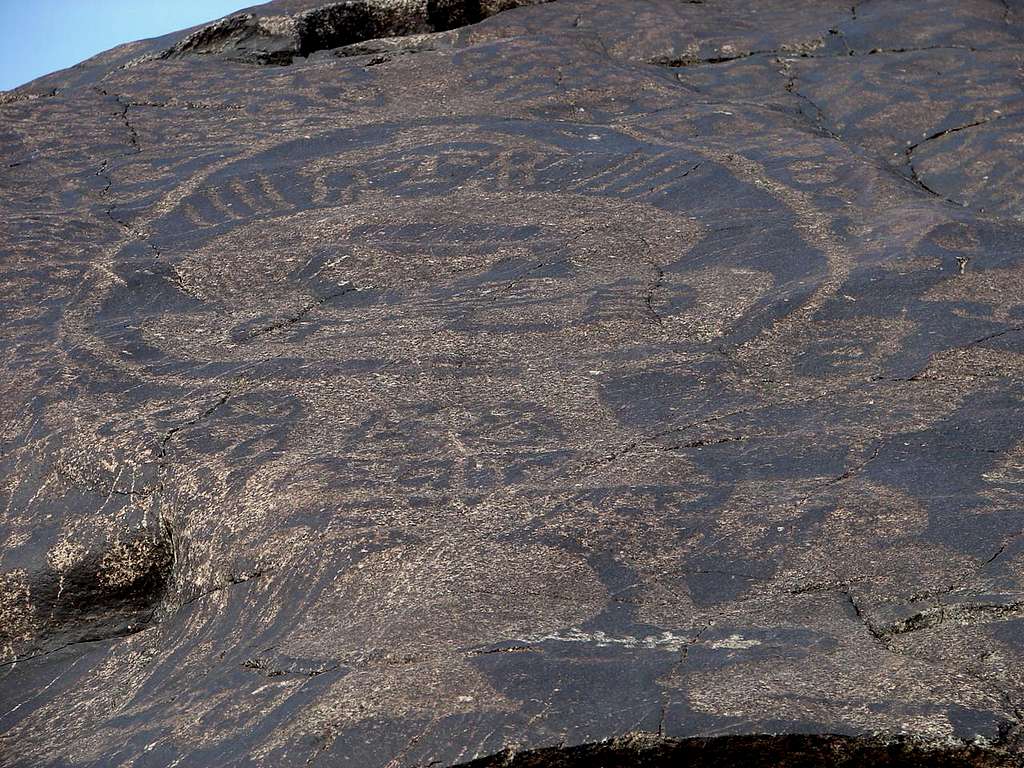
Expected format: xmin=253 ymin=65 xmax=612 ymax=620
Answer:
xmin=456 ymin=734 xmax=1019 ymax=768
xmin=0 ymin=525 xmax=173 ymax=664
xmin=161 ymin=0 xmax=550 ymax=64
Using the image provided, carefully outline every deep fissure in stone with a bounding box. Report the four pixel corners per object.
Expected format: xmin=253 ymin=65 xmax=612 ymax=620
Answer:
xmin=456 ymin=734 xmax=1019 ymax=768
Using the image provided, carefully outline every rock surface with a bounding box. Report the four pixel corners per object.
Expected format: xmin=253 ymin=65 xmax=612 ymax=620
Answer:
xmin=3 ymin=1 xmax=1024 ymax=766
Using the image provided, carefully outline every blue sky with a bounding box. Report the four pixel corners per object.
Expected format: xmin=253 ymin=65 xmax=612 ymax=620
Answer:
xmin=0 ymin=1 xmax=254 ymax=90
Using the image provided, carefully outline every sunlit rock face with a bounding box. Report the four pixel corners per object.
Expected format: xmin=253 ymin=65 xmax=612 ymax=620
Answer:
xmin=3 ymin=1 xmax=1024 ymax=766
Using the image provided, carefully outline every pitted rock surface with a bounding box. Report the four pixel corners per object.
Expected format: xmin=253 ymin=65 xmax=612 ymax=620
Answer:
xmin=3 ymin=1 xmax=1024 ymax=766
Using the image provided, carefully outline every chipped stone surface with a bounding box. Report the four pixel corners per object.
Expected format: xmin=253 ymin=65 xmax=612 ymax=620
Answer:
xmin=2 ymin=1 xmax=1024 ymax=766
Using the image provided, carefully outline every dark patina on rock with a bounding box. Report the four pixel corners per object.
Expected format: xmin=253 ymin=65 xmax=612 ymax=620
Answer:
xmin=3 ymin=1 xmax=1024 ymax=766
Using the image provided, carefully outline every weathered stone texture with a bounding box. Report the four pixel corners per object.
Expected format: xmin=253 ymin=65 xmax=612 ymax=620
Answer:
xmin=2 ymin=1 xmax=1024 ymax=766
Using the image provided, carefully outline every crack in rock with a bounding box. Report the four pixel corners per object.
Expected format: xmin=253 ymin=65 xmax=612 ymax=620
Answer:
xmin=884 ymin=601 xmax=1024 ymax=636
xmin=452 ymin=733 xmax=1018 ymax=767
xmin=902 ymin=111 xmax=1024 ymax=207
xmin=651 ymin=44 xmax=978 ymax=69
xmin=233 ymin=283 xmax=360 ymax=344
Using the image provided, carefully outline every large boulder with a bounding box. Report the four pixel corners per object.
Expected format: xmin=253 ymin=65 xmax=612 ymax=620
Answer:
xmin=2 ymin=1 xmax=1024 ymax=766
